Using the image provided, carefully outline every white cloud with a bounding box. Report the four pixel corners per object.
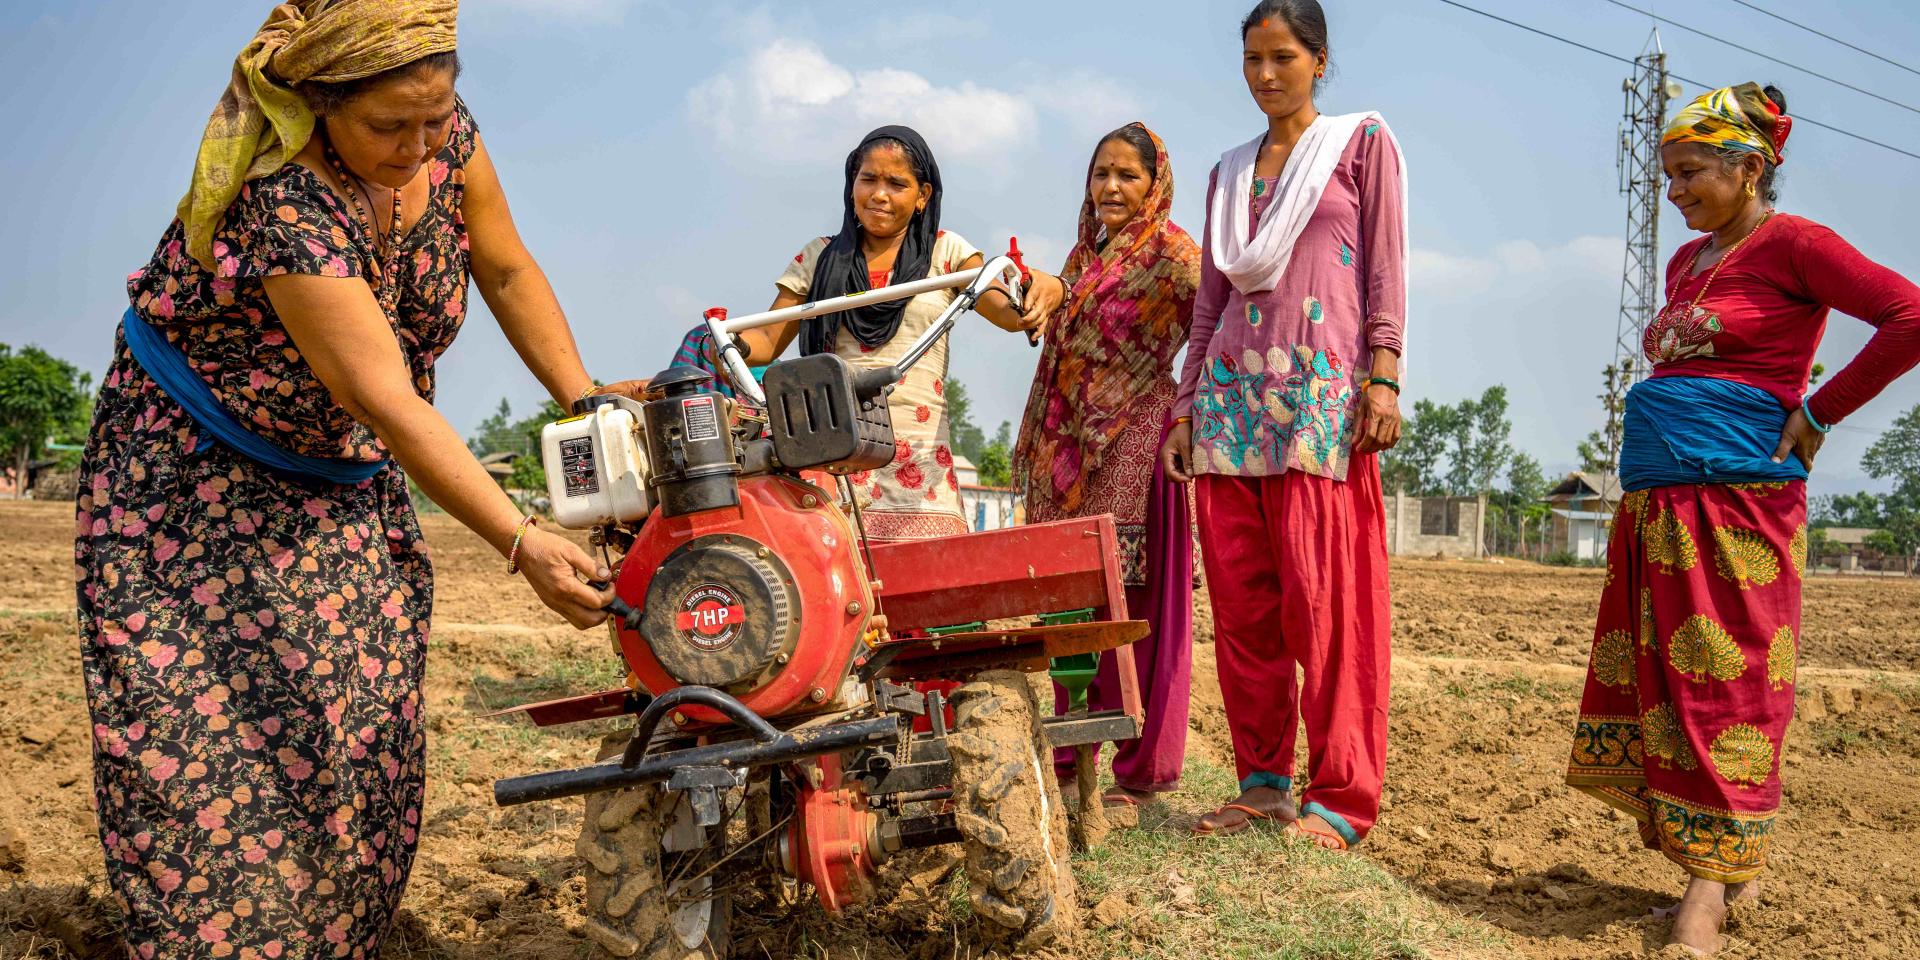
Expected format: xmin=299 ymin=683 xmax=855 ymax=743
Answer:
xmin=1413 ymin=234 xmax=1622 ymax=295
xmin=687 ymin=38 xmax=1138 ymax=172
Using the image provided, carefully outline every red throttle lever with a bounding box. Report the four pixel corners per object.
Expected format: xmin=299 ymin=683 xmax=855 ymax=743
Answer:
xmin=1008 ymin=237 xmax=1040 ymax=347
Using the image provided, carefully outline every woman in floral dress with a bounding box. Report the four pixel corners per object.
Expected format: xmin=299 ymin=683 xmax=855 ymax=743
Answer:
xmin=77 ymin=3 xmax=630 ymax=955
xmin=732 ymin=125 xmax=1046 ymax=541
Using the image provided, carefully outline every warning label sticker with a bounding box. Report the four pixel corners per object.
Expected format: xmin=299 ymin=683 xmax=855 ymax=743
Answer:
xmin=676 ymin=583 xmax=745 ymax=650
xmin=682 ymin=395 xmax=720 ymax=442
xmin=558 ymin=437 xmax=598 ymax=496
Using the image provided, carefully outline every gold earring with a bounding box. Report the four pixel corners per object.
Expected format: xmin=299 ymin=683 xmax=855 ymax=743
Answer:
xmin=1745 ymin=181 xmax=1757 ymax=199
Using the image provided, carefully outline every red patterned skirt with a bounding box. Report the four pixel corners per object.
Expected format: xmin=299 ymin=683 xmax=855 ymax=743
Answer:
xmin=1566 ymin=481 xmax=1806 ymax=884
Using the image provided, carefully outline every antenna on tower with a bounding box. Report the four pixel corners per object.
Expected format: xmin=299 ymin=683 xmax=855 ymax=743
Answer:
xmin=1608 ymin=28 xmax=1679 ymax=471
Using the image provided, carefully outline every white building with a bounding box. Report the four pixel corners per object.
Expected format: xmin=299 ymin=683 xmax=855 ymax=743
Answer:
xmin=1544 ymin=472 xmax=1621 ymax=562
xmin=952 ymin=454 xmax=1021 ymax=531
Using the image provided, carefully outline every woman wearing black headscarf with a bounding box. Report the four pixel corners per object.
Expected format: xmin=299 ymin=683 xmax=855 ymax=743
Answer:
xmin=734 ymin=126 xmax=1051 ymax=541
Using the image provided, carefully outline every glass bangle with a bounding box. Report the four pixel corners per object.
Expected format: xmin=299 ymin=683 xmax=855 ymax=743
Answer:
xmin=1802 ymin=397 xmax=1832 ymax=434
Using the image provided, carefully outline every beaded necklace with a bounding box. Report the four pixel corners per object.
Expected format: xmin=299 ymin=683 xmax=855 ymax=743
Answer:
xmin=321 ymin=136 xmax=405 ymax=299
xmin=1663 ymin=209 xmax=1774 ymax=318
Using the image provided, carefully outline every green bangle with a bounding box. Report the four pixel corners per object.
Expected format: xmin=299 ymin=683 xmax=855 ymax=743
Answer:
xmin=1367 ymin=376 xmax=1401 ymax=394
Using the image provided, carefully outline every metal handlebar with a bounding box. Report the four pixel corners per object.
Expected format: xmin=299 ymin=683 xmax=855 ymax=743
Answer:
xmin=706 ymin=252 xmax=1026 ymax=406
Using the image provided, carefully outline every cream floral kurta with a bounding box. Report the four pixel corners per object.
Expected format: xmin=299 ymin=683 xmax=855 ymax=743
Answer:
xmin=778 ymin=231 xmax=981 ymax=541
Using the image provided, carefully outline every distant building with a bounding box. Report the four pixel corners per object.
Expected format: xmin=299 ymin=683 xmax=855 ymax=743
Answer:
xmin=477 ymin=450 xmax=517 ymax=487
xmin=1544 ymin=472 xmax=1622 ymax=561
xmin=1384 ymin=492 xmax=1486 ymax=558
xmin=1814 ymin=526 xmax=1881 ymax=572
xmin=952 ymin=454 xmax=1020 ymax=531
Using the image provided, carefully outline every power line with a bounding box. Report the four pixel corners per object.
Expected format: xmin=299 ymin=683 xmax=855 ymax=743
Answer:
xmin=1433 ymin=0 xmax=1635 ymax=68
xmin=1725 ymin=0 xmax=1920 ymax=80
xmin=1761 ymin=111 xmax=1920 ymax=163
xmin=1602 ymin=0 xmax=1920 ymax=118
xmin=1431 ymin=0 xmax=1920 ymax=163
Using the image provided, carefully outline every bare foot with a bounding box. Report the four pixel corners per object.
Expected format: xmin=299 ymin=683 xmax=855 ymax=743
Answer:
xmin=1193 ymin=785 xmax=1297 ymax=834
xmin=1668 ymin=878 xmax=1730 ymax=955
xmin=1102 ymin=785 xmax=1155 ymax=808
xmin=1650 ymin=878 xmax=1759 ymax=920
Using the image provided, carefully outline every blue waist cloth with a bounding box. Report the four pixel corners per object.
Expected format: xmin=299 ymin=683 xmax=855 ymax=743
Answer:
xmin=1618 ymin=375 xmax=1808 ymax=493
xmin=120 ymin=307 xmax=388 ymax=485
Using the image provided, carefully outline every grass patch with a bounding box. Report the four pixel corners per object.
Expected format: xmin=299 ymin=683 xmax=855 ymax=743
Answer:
xmin=1812 ymin=726 xmax=1869 ymax=757
xmin=464 ymin=647 xmax=627 ymax=713
xmin=1071 ymin=759 xmax=1505 ymax=960
xmin=0 ymin=608 xmax=67 ymax=622
xmin=1485 ymin=674 xmax=1562 ymax=701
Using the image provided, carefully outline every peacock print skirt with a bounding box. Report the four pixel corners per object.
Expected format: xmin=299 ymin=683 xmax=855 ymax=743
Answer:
xmin=1566 ymin=480 xmax=1806 ymax=884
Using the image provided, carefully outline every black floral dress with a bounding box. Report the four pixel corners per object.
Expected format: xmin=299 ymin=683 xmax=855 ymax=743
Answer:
xmin=76 ymin=100 xmax=477 ymax=958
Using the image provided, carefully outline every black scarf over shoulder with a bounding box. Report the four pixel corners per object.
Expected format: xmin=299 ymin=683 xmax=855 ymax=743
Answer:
xmin=802 ymin=125 xmax=943 ymax=356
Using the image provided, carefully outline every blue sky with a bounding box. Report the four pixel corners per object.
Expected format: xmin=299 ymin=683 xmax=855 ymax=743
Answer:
xmin=3 ymin=0 xmax=1918 ymax=497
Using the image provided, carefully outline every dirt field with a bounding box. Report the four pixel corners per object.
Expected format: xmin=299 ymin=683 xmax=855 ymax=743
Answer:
xmin=4 ymin=498 xmax=1918 ymax=959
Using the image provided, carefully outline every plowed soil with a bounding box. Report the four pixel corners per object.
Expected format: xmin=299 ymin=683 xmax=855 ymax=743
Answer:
xmin=3 ymin=499 xmax=1917 ymax=958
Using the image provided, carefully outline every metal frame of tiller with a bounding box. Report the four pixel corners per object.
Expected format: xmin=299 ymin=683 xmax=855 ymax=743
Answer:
xmin=493 ymin=254 xmax=1147 ymax=832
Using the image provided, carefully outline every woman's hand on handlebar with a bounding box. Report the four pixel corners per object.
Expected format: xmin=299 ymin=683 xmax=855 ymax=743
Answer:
xmin=1018 ymin=271 xmax=1065 ymax=338
xmin=515 ymin=526 xmax=616 ymax=629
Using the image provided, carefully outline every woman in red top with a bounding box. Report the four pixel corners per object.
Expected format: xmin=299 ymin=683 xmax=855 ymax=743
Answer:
xmin=1565 ymin=83 xmax=1920 ymax=955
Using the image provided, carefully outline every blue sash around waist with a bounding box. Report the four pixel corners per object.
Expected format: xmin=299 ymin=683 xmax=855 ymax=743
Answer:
xmin=1618 ymin=375 xmax=1808 ymax=493
xmin=120 ymin=307 xmax=388 ymax=485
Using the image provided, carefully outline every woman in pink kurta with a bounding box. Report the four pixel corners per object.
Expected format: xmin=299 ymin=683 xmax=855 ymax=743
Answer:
xmin=1166 ymin=0 xmax=1407 ymax=849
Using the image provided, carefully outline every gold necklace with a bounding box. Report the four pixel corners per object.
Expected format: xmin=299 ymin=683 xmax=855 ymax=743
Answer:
xmin=1668 ymin=209 xmax=1773 ymax=316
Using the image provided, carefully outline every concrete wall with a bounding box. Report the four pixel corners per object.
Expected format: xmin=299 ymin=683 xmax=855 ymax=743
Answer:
xmin=1385 ymin=492 xmax=1486 ymax=558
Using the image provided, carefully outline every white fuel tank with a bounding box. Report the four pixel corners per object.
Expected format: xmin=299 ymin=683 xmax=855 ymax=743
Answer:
xmin=541 ymin=398 xmax=654 ymax=529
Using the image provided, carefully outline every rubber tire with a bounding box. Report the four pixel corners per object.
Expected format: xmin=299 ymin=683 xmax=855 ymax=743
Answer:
xmin=946 ymin=671 xmax=1080 ymax=951
xmin=576 ymin=735 xmax=731 ymax=960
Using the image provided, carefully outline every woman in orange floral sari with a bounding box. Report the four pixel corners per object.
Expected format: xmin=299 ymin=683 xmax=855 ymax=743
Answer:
xmin=1015 ymin=123 xmax=1199 ymax=805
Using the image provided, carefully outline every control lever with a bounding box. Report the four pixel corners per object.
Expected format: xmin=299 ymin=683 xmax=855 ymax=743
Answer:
xmin=1007 ymin=237 xmax=1040 ymax=348
xmin=593 ymin=582 xmax=641 ymax=630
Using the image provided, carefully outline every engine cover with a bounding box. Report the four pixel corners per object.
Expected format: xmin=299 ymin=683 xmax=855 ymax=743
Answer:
xmin=613 ymin=474 xmax=873 ymax=721
xmin=640 ymin=534 xmax=798 ymax=690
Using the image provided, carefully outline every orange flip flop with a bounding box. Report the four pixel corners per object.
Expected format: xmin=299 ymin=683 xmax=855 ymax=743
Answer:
xmin=1284 ymin=819 xmax=1350 ymax=851
xmin=1192 ymin=802 xmax=1277 ymax=836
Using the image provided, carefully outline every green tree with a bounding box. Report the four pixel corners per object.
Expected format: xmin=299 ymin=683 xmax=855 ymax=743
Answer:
xmin=1381 ymin=398 xmax=1453 ymax=496
xmin=1506 ymin=452 xmax=1548 ymax=504
xmin=1854 ymin=405 xmax=1920 ymax=561
xmin=1444 ymin=386 xmax=1514 ymax=496
xmin=1597 ymin=360 xmax=1635 ymax=471
xmin=1862 ymin=403 xmax=1920 ymax=481
xmin=0 ymin=344 xmax=92 ymax=498
xmin=1811 ymin=492 xmax=1884 ymax=528
xmin=1575 ymin=429 xmax=1611 ymax=475
xmin=945 ymin=379 xmax=988 ymax=463
xmin=469 ymin=397 xmax=518 ymax=457
xmin=975 ymin=442 xmax=1012 ymax=488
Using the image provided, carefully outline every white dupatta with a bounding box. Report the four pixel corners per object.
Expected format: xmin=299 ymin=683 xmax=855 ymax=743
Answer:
xmin=1209 ymin=111 xmax=1403 ymax=296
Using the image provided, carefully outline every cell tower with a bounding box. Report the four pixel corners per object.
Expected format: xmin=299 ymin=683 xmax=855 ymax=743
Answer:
xmin=1608 ymin=31 xmax=1682 ymax=469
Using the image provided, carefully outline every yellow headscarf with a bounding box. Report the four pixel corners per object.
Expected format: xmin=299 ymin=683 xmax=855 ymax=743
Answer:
xmin=178 ymin=0 xmax=459 ymax=269
xmin=1661 ymin=82 xmax=1791 ymax=166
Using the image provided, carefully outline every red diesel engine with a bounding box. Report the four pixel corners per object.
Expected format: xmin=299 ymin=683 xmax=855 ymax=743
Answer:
xmin=612 ymin=472 xmax=873 ymax=720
